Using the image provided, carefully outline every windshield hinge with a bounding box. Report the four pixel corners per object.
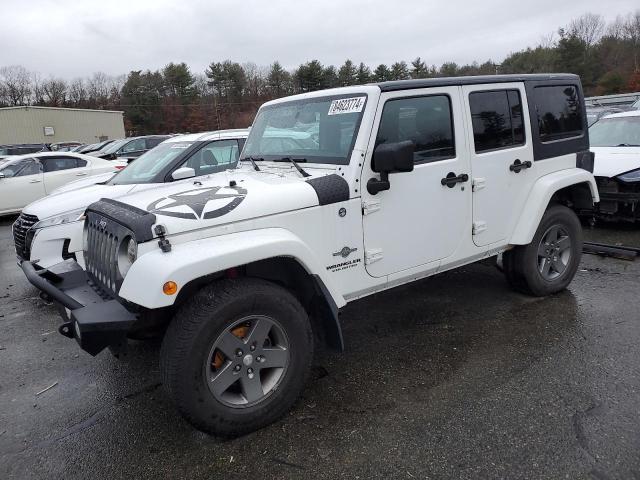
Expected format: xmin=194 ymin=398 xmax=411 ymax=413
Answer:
xmin=472 ymin=221 xmax=487 ymax=236
xmin=362 ymin=200 xmax=381 ymax=215
xmin=472 ymin=177 xmax=486 ymax=192
xmin=365 ymin=248 xmax=383 ymax=265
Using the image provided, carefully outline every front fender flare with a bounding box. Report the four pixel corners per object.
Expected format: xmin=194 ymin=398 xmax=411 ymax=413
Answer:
xmin=118 ymin=228 xmax=346 ymax=310
xmin=509 ymin=168 xmax=599 ymax=245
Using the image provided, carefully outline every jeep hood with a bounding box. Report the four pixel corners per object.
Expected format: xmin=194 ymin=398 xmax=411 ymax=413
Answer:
xmin=98 ymin=169 xmax=346 ymax=236
xmin=591 ymin=146 xmax=640 ymax=178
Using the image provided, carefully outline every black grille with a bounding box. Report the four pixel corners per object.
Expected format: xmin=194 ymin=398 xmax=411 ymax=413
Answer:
xmin=13 ymin=213 xmax=39 ymax=260
xmin=84 ymin=212 xmax=134 ymax=298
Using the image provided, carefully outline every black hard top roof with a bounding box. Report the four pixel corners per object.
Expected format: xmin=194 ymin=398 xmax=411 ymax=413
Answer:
xmin=376 ymin=74 xmax=580 ymax=92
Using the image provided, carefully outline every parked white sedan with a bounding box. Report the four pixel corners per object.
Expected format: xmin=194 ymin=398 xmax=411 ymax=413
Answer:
xmin=0 ymin=152 xmax=127 ymax=216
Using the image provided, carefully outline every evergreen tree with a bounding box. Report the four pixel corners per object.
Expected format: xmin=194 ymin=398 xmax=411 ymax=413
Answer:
xmin=338 ymin=60 xmax=358 ymax=86
xmin=373 ymin=64 xmax=391 ymax=82
xmin=356 ymin=62 xmax=372 ymax=84
xmin=390 ymin=61 xmax=410 ymax=80
xmin=411 ymin=57 xmax=428 ymax=78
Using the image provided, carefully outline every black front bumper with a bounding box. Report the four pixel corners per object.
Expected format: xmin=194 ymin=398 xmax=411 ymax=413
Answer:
xmin=20 ymin=260 xmax=136 ymax=356
xmin=595 ymin=177 xmax=640 ymax=222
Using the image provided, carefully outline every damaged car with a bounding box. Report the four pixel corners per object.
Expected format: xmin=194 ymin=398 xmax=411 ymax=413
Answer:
xmin=591 ymin=111 xmax=640 ymax=222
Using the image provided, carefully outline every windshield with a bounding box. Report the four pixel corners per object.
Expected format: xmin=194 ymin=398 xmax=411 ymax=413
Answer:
xmin=100 ymin=139 xmax=128 ymax=154
xmin=108 ymin=141 xmax=193 ymax=185
xmin=589 ymin=116 xmax=640 ymax=147
xmin=242 ymin=94 xmax=367 ymax=165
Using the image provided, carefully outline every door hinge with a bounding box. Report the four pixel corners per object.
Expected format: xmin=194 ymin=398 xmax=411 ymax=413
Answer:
xmin=472 ymin=177 xmax=486 ymax=192
xmin=472 ymin=221 xmax=487 ymax=235
xmin=365 ymin=248 xmax=383 ymax=265
xmin=362 ymin=200 xmax=381 ymax=215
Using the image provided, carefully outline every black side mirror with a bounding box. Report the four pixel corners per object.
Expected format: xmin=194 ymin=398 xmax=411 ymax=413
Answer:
xmin=367 ymin=140 xmax=414 ymax=195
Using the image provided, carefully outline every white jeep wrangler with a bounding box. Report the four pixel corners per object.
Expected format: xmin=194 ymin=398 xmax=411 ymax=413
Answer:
xmin=22 ymin=74 xmax=599 ymax=437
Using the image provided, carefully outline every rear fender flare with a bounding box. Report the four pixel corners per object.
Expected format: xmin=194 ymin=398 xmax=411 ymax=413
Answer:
xmin=510 ymin=168 xmax=599 ymax=245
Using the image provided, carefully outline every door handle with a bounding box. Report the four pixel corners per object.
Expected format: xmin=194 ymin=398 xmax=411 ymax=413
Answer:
xmin=509 ymin=159 xmax=532 ymax=173
xmin=441 ymin=172 xmax=469 ymax=188
xmin=75 ymin=172 xmax=88 ymax=176
xmin=29 ymin=179 xmax=41 ymax=183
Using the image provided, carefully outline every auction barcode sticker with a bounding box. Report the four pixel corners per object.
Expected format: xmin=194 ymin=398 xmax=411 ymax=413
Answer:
xmin=328 ymin=97 xmax=366 ymax=115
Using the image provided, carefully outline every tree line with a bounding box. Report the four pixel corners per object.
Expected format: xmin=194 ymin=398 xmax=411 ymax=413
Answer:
xmin=1 ymin=11 xmax=639 ymax=136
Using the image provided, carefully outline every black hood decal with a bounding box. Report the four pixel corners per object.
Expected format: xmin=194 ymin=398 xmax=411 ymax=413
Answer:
xmin=147 ymin=186 xmax=247 ymax=220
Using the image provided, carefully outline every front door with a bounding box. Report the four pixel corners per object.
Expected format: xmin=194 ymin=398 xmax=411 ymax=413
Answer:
xmin=0 ymin=158 xmax=45 ymax=212
xmin=362 ymin=87 xmax=472 ymax=278
xmin=461 ymin=83 xmax=535 ymax=247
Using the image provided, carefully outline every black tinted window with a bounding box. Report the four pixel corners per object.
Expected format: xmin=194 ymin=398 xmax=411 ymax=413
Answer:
xmin=146 ymin=137 xmax=166 ymax=149
xmin=469 ymin=89 xmax=525 ymax=152
xmin=76 ymin=159 xmax=87 ymax=167
xmin=534 ymin=85 xmax=583 ymax=142
xmin=42 ymin=157 xmax=78 ymax=172
xmin=376 ymin=95 xmax=455 ymax=163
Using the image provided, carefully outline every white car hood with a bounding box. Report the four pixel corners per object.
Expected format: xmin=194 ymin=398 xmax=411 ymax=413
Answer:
xmin=50 ymin=172 xmax=116 ymax=194
xmin=23 ymin=181 xmax=162 ymax=220
xmin=591 ymin=147 xmax=640 ymax=178
xmin=94 ymin=167 xmax=338 ymax=236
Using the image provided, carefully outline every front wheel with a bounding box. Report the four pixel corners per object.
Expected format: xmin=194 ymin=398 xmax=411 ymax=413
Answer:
xmin=503 ymin=204 xmax=583 ymax=296
xmin=160 ymin=278 xmax=313 ymax=437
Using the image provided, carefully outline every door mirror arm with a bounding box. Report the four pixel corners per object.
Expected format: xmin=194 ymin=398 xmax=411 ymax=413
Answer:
xmin=367 ymin=140 xmax=414 ymax=195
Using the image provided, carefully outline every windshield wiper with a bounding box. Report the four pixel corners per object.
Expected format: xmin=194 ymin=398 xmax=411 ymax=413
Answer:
xmin=616 ymin=143 xmax=640 ymax=147
xmin=240 ymin=156 xmax=263 ymax=171
xmin=274 ymin=157 xmax=310 ymax=177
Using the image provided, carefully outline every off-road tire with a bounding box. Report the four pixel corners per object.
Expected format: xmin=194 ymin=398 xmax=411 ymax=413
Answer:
xmin=503 ymin=204 xmax=582 ymax=296
xmin=160 ymin=278 xmax=313 ymax=437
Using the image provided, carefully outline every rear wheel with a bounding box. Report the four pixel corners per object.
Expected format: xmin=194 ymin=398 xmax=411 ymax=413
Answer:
xmin=160 ymin=278 xmax=313 ymax=437
xmin=503 ymin=204 xmax=582 ymax=296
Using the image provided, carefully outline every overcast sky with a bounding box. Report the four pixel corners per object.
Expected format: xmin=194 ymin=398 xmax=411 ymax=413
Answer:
xmin=1 ymin=0 xmax=638 ymax=78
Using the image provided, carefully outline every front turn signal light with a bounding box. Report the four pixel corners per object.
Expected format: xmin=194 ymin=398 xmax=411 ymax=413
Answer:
xmin=163 ymin=281 xmax=178 ymax=295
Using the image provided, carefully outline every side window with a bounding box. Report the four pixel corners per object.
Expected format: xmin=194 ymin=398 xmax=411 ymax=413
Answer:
xmin=121 ymin=138 xmax=146 ymax=153
xmin=533 ymin=85 xmax=583 ymax=142
xmin=42 ymin=157 xmax=78 ymax=172
xmin=185 ymin=140 xmax=239 ymax=175
xmin=469 ymin=89 xmax=525 ymax=152
xmin=76 ymin=158 xmax=87 ymax=168
xmin=376 ymin=95 xmax=455 ymax=164
xmin=146 ymin=137 xmax=164 ymax=149
xmin=0 ymin=158 xmax=41 ymax=177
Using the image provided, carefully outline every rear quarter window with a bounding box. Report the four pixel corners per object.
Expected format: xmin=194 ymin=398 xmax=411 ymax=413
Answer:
xmin=534 ymin=85 xmax=584 ymax=142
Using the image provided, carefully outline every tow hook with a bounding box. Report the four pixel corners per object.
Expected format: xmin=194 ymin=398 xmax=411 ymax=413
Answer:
xmin=59 ymin=322 xmax=74 ymax=339
xmin=155 ymin=224 xmax=172 ymax=253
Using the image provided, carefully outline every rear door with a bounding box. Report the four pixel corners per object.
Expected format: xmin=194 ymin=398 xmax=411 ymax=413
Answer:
xmin=461 ymin=83 xmax=535 ymax=247
xmin=41 ymin=156 xmax=88 ymax=193
xmin=361 ymin=87 xmax=472 ymax=277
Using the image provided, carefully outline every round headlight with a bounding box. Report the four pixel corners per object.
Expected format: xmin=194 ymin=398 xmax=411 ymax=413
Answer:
xmin=127 ymin=238 xmax=137 ymax=264
xmin=117 ymin=236 xmax=137 ymax=277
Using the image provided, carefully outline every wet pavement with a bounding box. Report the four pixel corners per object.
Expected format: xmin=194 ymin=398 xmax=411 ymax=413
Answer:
xmin=1 ymin=216 xmax=639 ymax=480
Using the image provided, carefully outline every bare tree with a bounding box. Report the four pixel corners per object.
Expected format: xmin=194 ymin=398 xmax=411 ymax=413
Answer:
xmin=0 ymin=65 xmax=32 ymax=106
xmin=87 ymin=72 xmax=110 ymax=107
xmin=622 ymin=11 xmax=640 ymax=69
xmin=538 ymin=32 xmax=556 ymax=49
xmin=68 ymin=78 xmax=87 ymax=106
xmin=568 ymin=13 xmax=605 ymax=47
xmin=42 ymin=78 xmax=68 ymax=106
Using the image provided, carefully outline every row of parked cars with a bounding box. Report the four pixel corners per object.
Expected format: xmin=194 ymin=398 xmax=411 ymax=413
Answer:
xmin=0 ymin=135 xmax=175 ymax=215
xmin=3 ymin=74 xmax=640 ymax=438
